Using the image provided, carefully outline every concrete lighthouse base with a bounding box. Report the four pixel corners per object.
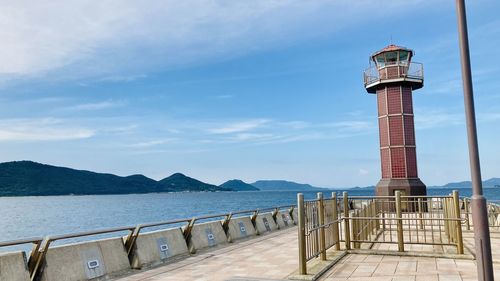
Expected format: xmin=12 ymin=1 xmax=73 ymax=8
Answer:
xmin=375 ymin=178 xmax=427 ymax=197
xmin=375 ymin=178 xmax=427 ymax=212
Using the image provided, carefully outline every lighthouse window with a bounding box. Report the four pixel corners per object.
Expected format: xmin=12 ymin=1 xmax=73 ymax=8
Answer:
xmin=385 ymin=52 xmax=397 ymax=65
xmin=375 ymin=55 xmax=385 ymax=67
xmin=399 ymin=51 xmax=409 ymax=65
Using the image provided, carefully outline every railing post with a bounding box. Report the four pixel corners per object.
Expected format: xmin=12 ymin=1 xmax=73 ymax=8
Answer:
xmin=464 ymin=198 xmax=471 ymax=230
xmin=418 ymin=198 xmax=424 ymax=230
xmin=222 ymin=213 xmax=233 ymax=235
xmin=381 ymin=207 xmax=386 ymax=231
xmin=453 ymin=190 xmax=464 ymax=254
xmin=27 ymin=241 xmax=42 ymax=276
xmin=332 ymin=192 xmax=340 ymax=251
xmin=317 ymin=192 xmax=326 ymax=261
xmin=372 ymin=200 xmax=378 ymax=232
xmin=352 ymin=210 xmax=359 ymax=249
xmin=343 ymin=192 xmax=351 ymax=250
xmin=395 ymin=191 xmax=404 ymax=252
xmin=297 ymin=193 xmax=307 ymax=275
xmin=289 ymin=206 xmax=295 ymax=225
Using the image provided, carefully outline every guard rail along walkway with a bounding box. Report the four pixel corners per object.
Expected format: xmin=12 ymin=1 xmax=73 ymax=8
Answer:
xmin=0 ymin=205 xmax=296 ymax=281
xmin=297 ymin=190 xmax=474 ymax=275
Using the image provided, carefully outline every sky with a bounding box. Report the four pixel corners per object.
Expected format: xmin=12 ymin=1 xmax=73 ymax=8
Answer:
xmin=0 ymin=0 xmax=499 ymax=187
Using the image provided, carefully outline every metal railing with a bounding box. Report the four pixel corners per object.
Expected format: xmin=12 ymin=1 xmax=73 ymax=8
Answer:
xmin=462 ymin=199 xmax=500 ymax=230
xmin=297 ymin=191 xmax=465 ymax=275
xmin=0 ymin=204 xmax=295 ymax=281
xmin=299 ymin=193 xmax=342 ymax=263
xmin=363 ymin=61 xmax=424 ymax=86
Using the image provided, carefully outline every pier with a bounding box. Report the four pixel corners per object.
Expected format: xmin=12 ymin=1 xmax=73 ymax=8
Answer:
xmin=1 ymin=191 xmax=499 ymax=280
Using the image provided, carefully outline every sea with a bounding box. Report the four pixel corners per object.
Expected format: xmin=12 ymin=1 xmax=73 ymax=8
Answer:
xmin=1 ymin=187 xmax=499 ymax=253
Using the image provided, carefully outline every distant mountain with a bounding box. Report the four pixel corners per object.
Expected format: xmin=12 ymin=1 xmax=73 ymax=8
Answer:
xmin=159 ymin=173 xmax=229 ymax=192
xmin=484 ymin=178 xmax=500 ymax=187
xmin=442 ymin=178 xmax=500 ymax=189
xmin=219 ymin=179 xmax=259 ymax=191
xmin=251 ymin=180 xmax=327 ymax=191
xmin=349 ymin=185 xmax=376 ymax=190
xmin=0 ymin=161 xmax=231 ymax=196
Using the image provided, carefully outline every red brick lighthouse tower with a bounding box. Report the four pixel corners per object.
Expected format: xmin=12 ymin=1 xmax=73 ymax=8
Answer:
xmin=363 ymin=45 xmax=426 ymax=197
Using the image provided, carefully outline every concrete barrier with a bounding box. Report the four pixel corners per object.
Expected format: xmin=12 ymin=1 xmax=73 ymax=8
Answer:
xmin=186 ymin=221 xmax=227 ymax=254
xmin=0 ymin=251 xmax=30 ymax=281
xmin=254 ymin=212 xmax=278 ymax=234
xmin=275 ymin=211 xmax=293 ymax=229
xmin=128 ymin=227 xmax=189 ymax=269
xmin=39 ymin=237 xmax=130 ymax=281
xmin=225 ymin=217 xmax=256 ymax=242
xmin=292 ymin=208 xmax=299 ymax=225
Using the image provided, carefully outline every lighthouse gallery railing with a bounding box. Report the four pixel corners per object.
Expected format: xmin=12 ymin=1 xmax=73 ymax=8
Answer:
xmin=363 ymin=61 xmax=424 ymax=87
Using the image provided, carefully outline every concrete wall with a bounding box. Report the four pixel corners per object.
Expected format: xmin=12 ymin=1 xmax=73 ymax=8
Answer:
xmin=186 ymin=221 xmax=227 ymax=254
xmin=275 ymin=211 xmax=293 ymax=229
xmin=254 ymin=212 xmax=278 ymax=234
xmin=0 ymin=251 xmax=30 ymax=281
xmin=129 ymin=227 xmax=188 ymax=269
xmin=225 ymin=217 xmax=256 ymax=242
xmin=40 ymin=237 xmax=130 ymax=281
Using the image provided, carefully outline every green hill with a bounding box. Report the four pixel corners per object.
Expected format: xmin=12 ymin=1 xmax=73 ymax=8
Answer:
xmin=219 ymin=179 xmax=259 ymax=191
xmin=0 ymin=161 xmax=230 ymax=196
xmin=158 ymin=173 xmax=229 ymax=192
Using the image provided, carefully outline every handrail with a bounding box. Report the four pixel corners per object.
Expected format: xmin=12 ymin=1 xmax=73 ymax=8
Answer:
xmin=363 ymin=61 xmax=424 ymax=87
xmin=347 ymin=195 xmax=452 ymax=199
xmin=46 ymin=225 xmax=135 ymax=242
xmin=0 ymin=237 xmax=43 ymax=248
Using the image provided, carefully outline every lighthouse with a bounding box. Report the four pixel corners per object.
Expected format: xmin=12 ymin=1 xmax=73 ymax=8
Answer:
xmin=363 ymin=45 xmax=426 ymax=198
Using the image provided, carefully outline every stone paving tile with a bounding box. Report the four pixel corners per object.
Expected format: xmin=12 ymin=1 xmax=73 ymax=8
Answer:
xmin=395 ymin=261 xmax=417 ymax=274
xmin=350 ymin=264 xmax=378 ymax=277
xmin=415 ymin=275 xmax=438 ymax=281
xmin=373 ymin=262 xmax=397 ymax=276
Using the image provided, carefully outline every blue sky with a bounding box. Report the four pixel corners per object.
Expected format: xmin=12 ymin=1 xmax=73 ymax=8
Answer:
xmin=0 ymin=1 xmax=499 ymax=187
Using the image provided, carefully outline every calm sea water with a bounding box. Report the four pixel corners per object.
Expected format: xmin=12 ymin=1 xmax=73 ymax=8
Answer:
xmin=1 ymin=187 xmax=499 ymax=252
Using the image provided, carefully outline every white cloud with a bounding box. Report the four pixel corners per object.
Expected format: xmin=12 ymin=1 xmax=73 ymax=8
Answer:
xmin=0 ymin=118 xmax=94 ymax=141
xmin=207 ymin=119 xmax=270 ymax=134
xmin=0 ymin=0 xmax=445 ymax=82
xmin=126 ymin=139 xmax=174 ymax=148
xmin=64 ymin=100 xmax=126 ymax=111
xmin=359 ymin=168 xmax=369 ymax=176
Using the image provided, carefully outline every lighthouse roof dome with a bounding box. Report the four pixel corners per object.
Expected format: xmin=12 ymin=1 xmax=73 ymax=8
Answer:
xmin=371 ymin=44 xmax=414 ymax=58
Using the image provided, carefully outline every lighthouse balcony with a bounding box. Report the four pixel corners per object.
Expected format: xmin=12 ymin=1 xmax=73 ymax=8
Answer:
xmin=364 ymin=62 xmax=424 ymax=93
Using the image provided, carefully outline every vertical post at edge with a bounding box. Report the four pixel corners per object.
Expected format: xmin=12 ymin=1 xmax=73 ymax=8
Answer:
xmin=395 ymin=191 xmax=404 ymax=252
xmin=332 ymin=192 xmax=340 ymax=251
xmin=317 ymin=192 xmax=326 ymax=261
xmin=453 ymin=191 xmax=464 ymax=254
xmin=455 ymin=0 xmax=494 ymax=280
xmin=297 ymin=193 xmax=307 ymax=275
xmin=343 ymin=192 xmax=351 ymax=250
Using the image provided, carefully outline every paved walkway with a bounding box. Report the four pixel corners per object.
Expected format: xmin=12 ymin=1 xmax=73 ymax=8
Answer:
xmin=115 ymin=227 xmax=500 ymax=281
xmin=115 ymin=227 xmax=298 ymax=281
xmin=320 ymin=230 xmax=500 ymax=281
